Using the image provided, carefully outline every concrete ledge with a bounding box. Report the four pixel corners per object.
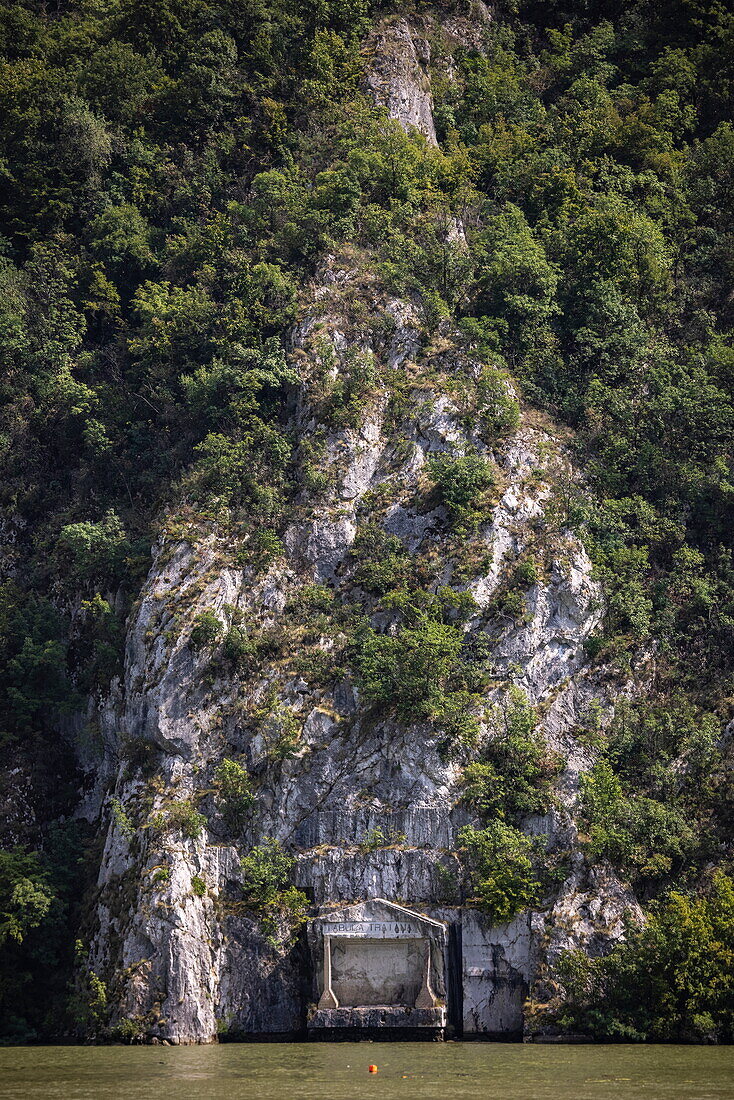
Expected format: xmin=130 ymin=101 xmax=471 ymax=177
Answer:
xmin=308 ymin=1005 xmax=446 ymax=1030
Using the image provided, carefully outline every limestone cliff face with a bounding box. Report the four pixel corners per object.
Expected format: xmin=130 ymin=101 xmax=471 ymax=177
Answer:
xmin=83 ymin=9 xmax=642 ymax=1043
xmin=363 ymin=4 xmax=493 ymax=145
xmin=364 ymin=18 xmax=439 ymax=144
xmin=86 ymin=276 xmax=639 ymax=1041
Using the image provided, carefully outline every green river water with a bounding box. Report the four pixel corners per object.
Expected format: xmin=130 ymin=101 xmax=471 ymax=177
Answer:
xmin=0 ymin=1043 xmax=732 ymax=1100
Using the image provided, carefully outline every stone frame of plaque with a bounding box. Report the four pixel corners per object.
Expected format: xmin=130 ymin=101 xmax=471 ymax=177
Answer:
xmin=308 ymin=899 xmax=448 ymax=1033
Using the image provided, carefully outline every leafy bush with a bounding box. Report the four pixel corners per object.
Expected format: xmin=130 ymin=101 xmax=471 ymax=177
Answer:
xmin=351 ymin=590 xmax=487 ymax=743
xmin=248 ymin=529 xmax=285 ymax=570
xmin=54 ymin=511 xmax=129 ymax=587
xmin=471 ymin=203 xmax=559 ymax=353
xmin=354 ymin=615 xmax=464 ymax=722
xmin=457 ymin=822 xmax=540 ymax=923
xmin=489 ymin=588 xmax=526 ymax=620
xmin=70 ymin=947 xmax=109 ymax=1040
xmin=606 ymin=696 xmax=719 ymax=799
xmin=0 ymin=850 xmax=54 ymax=947
xmin=555 ymin=872 xmax=734 ymax=1042
xmin=167 ymin=800 xmax=207 ymax=840
xmin=185 ymin=341 xmax=297 ymax=514
xmin=350 ymin=524 xmax=411 ymax=595
xmin=579 ymin=760 xmax=697 ymax=880
xmin=512 ymin=559 xmax=539 ymax=588
xmin=189 ymin=611 xmax=222 ymax=649
xmin=214 ymin=758 xmax=255 ymax=832
xmin=322 ymin=347 xmax=379 ymax=428
xmin=256 ymin=701 xmax=302 ymax=760
xmin=475 ymin=366 xmax=521 ymax=441
xmin=239 ymin=838 xmax=309 ymax=942
xmin=461 ymin=688 xmax=559 ymax=821
xmin=121 ymin=736 xmax=159 ymax=779
xmin=430 ymin=689 xmax=483 ymax=748
xmin=70 ymin=595 xmax=124 ymax=692
xmin=428 ymin=453 xmax=496 ymax=529
xmin=488 ymin=560 xmax=540 ymax=621
xmin=240 ymin=837 xmax=296 ymax=909
xmin=301 ymin=462 xmax=330 ymax=494
xmin=291 ymin=584 xmax=334 ymax=612
xmin=109 ymin=797 xmax=134 ymax=841
xmin=221 ymin=625 xmax=254 ymax=664
xmin=0 ymin=584 xmax=79 ymax=744
xmin=111 ymin=1016 xmax=144 ymax=1043
xmin=358 ymin=826 xmax=407 ymax=852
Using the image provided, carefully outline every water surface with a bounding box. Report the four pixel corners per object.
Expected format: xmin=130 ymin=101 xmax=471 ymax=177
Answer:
xmin=1 ymin=1042 xmax=732 ymax=1100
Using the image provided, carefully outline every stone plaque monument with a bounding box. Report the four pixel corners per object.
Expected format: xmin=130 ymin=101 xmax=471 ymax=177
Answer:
xmin=308 ymin=899 xmax=447 ymax=1034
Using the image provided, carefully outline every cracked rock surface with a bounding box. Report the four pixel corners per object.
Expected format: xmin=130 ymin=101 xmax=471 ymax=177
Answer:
xmin=81 ymin=13 xmax=642 ymax=1043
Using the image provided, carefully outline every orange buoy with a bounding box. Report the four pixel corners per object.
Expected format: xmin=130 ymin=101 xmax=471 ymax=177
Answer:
xmin=368 ymin=1064 xmax=378 ymax=1074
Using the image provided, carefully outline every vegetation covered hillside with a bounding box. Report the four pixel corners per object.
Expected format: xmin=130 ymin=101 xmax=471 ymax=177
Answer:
xmin=0 ymin=0 xmax=732 ymax=1042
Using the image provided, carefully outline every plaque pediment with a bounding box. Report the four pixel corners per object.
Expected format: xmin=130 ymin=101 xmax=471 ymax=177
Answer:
xmin=319 ymin=899 xmax=446 ymax=940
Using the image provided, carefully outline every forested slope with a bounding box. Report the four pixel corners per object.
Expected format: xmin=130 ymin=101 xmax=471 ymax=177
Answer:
xmin=0 ymin=0 xmax=732 ymax=1043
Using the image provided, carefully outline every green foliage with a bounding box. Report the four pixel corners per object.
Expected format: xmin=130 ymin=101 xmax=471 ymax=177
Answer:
xmin=89 ymin=203 xmax=156 ymax=287
xmin=0 ymin=0 xmax=733 ymax=1041
xmin=0 ymin=850 xmax=53 ymax=947
xmin=239 ymin=838 xmax=309 ymax=942
xmin=189 ymin=610 xmax=222 ymax=649
xmin=70 ymin=595 xmax=124 ymax=693
xmin=258 ymin=701 xmax=302 ymax=760
xmin=111 ymin=1016 xmax=144 ymax=1043
xmin=579 ymin=759 xmax=698 ymax=881
xmin=472 ymin=203 xmax=559 ymax=356
xmin=239 ymin=837 xmax=294 ymax=910
xmin=350 ymin=584 xmax=486 ymax=744
xmin=556 ymin=872 xmax=734 ymax=1042
xmin=121 ymin=736 xmax=159 ymax=779
xmin=358 ymin=826 xmax=407 ymax=852
xmin=190 ymin=420 xmax=295 ymax=518
xmin=70 ymin=942 xmax=109 ymax=1040
xmin=512 ymin=559 xmax=539 ymax=588
xmin=572 ymin=690 xmax=730 ymax=888
xmin=221 ymin=624 xmax=254 ymax=665
xmin=0 ymin=825 xmax=91 ymax=1042
xmin=214 ymin=758 xmax=255 ymax=832
xmin=292 ymin=583 xmax=333 ymax=612
xmin=321 ymin=347 xmax=380 ymax=428
xmin=607 ymin=695 xmax=719 ymax=798
xmin=109 ymin=797 xmax=134 ymax=841
xmin=0 ymin=584 xmax=79 ymax=745
xmin=350 ymin=523 xmax=411 ymax=595
xmin=191 ymin=875 xmax=206 ymax=898
xmin=54 ymin=511 xmax=129 ymax=587
xmin=457 ymin=822 xmax=540 ymax=923
xmin=242 ymin=529 xmax=286 ymax=571
xmin=354 ymin=615 xmax=464 ymax=722
xmin=166 ymin=800 xmax=207 ymax=840
xmin=461 ymin=687 xmax=560 ymax=821
xmin=487 ymin=561 xmax=540 ymax=621
xmin=428 ymin=453 xmax=496 ymax=530
xmin=475 ymin=366 xmax=521 ymax=441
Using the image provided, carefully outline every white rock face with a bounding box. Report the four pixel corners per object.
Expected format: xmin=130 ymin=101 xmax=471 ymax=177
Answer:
xmin=364 ymin=18 xmax=438 ymax=144
xmin=85 ymin=18 xmax=642 ymax=1045
xmin=85 ymin=256 xmax=639 ymax=1044
xmin=460 ymin=910 xmax=534 ymax=1037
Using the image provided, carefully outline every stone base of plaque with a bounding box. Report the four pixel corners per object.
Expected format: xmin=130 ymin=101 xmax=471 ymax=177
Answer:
xmin=308 ymin=1004 xmax=446 ymax=1037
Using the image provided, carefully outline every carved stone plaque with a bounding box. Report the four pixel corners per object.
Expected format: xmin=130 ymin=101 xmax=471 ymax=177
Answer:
xmin=311 ymin=899 xmax=447 ymax=1022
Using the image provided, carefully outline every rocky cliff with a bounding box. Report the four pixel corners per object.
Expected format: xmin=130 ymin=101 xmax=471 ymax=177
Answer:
xmin=78 ymin=9 xmax=644 ymax=1043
